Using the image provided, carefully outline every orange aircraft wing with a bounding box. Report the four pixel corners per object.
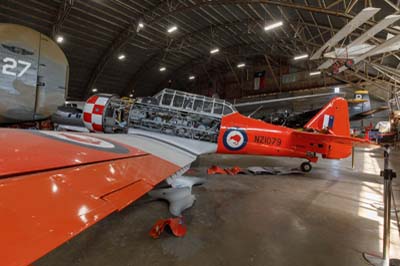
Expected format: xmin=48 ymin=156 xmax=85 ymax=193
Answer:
xmin=0 ymin=129 xmax=191 ymax=266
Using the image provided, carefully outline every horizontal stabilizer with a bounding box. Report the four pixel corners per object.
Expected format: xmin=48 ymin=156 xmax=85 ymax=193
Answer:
xmin=292 ymin=130 xmax=375 ymax=147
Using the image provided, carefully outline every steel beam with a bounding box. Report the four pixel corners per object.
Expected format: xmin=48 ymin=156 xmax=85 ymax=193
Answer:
xmin=124 ymin=41 xmax=284 ymax=96
xmin=264 ymin=55 xmax=280 ymax=92
xmin=83 ymin=1 xmax=168 ymax=98
xmin=86 ymin=0 xmax=400 ymax=98
xmin=122 ymin=19 xmax=317 ymax=96
xmin=52 ymin=0 xmax=74 ymax=38
xmin=383 ymin=0 xmax=400 ymax=11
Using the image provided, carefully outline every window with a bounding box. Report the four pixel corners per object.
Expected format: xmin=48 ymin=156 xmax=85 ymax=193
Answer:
xmin=161 ymin=93 xmax=173 ymax=106
xmin=193 ymin=99 xmax=204 ymax=112
xmin=173 ymin=95 xmax=184 ymax=108
xmin=213 ymin=103 xmax=223 ymax=115
xmin=223 ymin=105 xmax=234 ymax=115
xmin=203 ymin=101 xmax=212 ymax=113
xmin=183 ymin=97 xmax=194 ymax=110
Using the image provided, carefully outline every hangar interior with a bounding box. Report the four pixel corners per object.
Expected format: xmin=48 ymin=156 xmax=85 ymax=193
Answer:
xmin=1 ymin=0 xmax=400 ymax=266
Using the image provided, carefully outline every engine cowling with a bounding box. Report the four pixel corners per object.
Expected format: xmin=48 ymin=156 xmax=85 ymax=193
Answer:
xmin=82 ymin=94 xmax=114 ymax=132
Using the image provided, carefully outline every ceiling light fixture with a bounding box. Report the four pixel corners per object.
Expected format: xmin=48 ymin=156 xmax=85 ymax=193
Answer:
xmin=118 ymin=54 xmax=126 ymax=60
xmin=56 ymin=35 xmax=64 ymax=43
xmin=138 ymin=22 xmax=144 ymax=28
xmin=92 ymin=88 xmax=98 ymax=92
xmin=309 ymin=71 xmax=321 ymax=76
xmin=167 ymin=25 xmax=178 ymax=33
xmin=334 ymin=87 xmax=340 ymax=93
xmin=129 ymin=94 xmax=134 ymax=97
xmin=210 ymin=48 xmax=220 ymax=54
xmin=189 ymin=75 xmax=195 ymax=80
xmin=294 ymin=54 xmax=309 ymax=60
xmin=237 ymin=63 xmax=246 ymax=68
xmin=159 ymin=67 xmax=166 ymax=72
xmin=264 ymin=21 xmax=283 ymax=31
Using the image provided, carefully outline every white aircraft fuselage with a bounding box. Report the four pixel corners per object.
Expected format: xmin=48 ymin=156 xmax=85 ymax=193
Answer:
xmin=0 ymin=24 xmax=69 ymax=124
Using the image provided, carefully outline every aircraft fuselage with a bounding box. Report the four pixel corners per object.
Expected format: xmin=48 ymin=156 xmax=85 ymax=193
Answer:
xmin=0 ymin=24 xmax=69 ymax=124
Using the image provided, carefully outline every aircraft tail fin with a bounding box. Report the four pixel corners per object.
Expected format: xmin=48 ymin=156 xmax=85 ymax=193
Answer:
xmin=304 ymin=97 xmax=350 ymax=137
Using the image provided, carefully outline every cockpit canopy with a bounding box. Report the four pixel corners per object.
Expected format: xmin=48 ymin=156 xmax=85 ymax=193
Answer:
xmin=153 ymin=89 xmax=237 ymax=117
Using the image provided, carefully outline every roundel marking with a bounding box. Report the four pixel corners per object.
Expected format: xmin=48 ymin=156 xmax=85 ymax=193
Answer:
xmin=37 ymin=131 xmax=130 ymax=154
xmin=53 ymin=132 xmax=115 ymax=148
xmin=223 ymin=128 xmax=248 ymax=151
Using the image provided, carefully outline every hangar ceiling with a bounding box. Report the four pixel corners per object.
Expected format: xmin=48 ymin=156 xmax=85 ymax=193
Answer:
xmin=1 ymin=0 xmax=399 ymax=100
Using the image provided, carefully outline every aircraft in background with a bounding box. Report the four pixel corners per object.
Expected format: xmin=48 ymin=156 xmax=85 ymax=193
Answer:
xmin=51 ymin=103 xmax=89 ymax=132
xmin=233 ymin=91 xmax=343 ymax=126
xmin=237 ymin=90 xmax=388 ymax=128
xmin=0 ymin=23 xmax=69 ymax=124
xmin=233 ymin=91 xmax=343 ymax=117
xmin=348 ymin=90 xmax=389 ymax=120
xmin=310 ymin=7 xmax=400 ymax=74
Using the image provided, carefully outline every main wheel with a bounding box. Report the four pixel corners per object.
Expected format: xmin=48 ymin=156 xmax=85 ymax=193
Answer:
xmin=345 ymin=59 xmax=354 ymax=68
xmin=300 ymin=162 xmax=312 ymax=172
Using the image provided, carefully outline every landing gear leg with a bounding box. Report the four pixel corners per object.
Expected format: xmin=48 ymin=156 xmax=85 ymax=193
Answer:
xmin=300 ymin=162 xmax=312 ymax=172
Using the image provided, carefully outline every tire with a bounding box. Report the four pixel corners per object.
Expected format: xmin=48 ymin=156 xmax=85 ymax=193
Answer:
xmin=300 ymin=162 xmax=312 ymax=172
xmin=345 ymin=59 xmax=354 ymax=68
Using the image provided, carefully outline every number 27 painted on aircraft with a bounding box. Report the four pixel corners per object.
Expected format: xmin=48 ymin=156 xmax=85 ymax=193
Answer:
xmin=1 ymin=57 xmax=31 ymax=77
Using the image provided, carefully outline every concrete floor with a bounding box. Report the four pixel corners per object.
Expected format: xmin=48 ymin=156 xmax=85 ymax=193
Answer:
xmin=36 ymin=147 xmax=400 ymax=266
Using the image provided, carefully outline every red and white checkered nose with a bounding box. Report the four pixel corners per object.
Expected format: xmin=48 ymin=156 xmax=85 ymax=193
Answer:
xmin=83 ymin=95 xmax=112 ymax=132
